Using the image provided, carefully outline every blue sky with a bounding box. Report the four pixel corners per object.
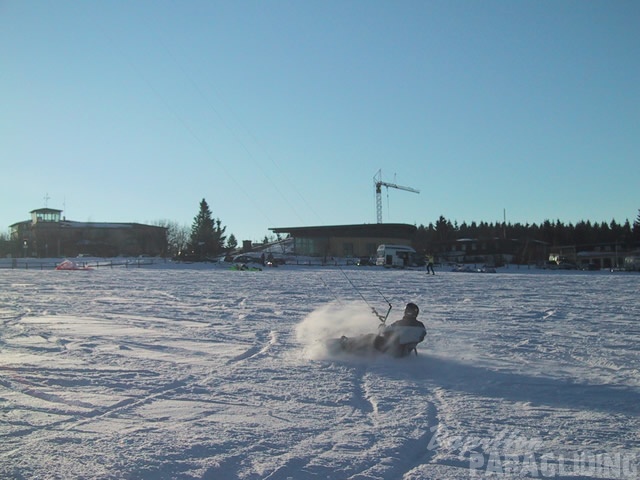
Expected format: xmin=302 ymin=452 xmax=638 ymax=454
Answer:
xmin=2 ymin=0 xmax=639 ymax=242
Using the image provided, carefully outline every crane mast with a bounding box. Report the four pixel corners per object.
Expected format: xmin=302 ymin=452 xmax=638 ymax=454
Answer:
xmin=374 ymin=169 xmax=420 ymax=223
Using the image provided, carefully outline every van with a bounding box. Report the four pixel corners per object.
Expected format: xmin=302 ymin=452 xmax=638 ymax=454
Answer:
xmin=375 ymin=244 xmax=416 ymax=268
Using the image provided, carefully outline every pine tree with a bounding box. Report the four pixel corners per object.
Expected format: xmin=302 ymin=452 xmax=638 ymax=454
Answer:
xmin=435 ymin=215 xmax=454 ymax=241
xmin=226 ymin=233 xmax=238 ymax=250
xmin=212 ymin=218 xmax=227 ymax=255
xmin=189 ymin=199 xmax=227 ymax=258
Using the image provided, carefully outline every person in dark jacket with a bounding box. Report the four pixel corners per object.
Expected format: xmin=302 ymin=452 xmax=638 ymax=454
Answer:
xmin=374 ymin=303 xmax=426 ymax=356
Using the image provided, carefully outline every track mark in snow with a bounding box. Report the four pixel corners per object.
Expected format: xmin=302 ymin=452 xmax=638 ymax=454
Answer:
xmin=0 ymin=375 xmax=95 ymax=410
xmin=261 ymin=457 xmax=315 ymax=480
xmin=392 ymin=399 xmax=441 ymax=478
xmin=354 ymin=369 xmax=377 ymax=417
xmin=78 ymin=376 xmax=191 ymax=421
xmin=0 ymin=376 xmax=192 ymax=458
xmin=226 ymin=329 xmax=277 ymax=364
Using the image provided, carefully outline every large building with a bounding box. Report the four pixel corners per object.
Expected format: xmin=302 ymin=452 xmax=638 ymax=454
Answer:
xmin=10 ymin=208 xmax=167 ymax=258
xmin=269 ymin=223 xmax=417 ymax=259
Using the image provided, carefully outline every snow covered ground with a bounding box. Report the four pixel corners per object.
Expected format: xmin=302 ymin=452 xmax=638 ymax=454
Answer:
xmin=1 ymin=264 xmax=639 ymax=479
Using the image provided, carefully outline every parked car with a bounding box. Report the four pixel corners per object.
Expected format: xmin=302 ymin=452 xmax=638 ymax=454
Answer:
xmin=232 ymin=254 xmax=262 ymax=264
xmin=356 ymin=256 xmax=374 ymax=266
xmin=557 ymin=262 xmax=578 ymax=270
xmin=581 ymin=263 xmax=599 ymax=271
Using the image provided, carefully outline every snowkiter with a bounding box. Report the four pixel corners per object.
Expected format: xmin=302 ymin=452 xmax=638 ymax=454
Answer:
xmin=374 ymin=303 xmax=426 ymax=356
xmin=335 ymin=303 xmax=427 ymax=357
xmin=426 ymin=255 xmax=435 ymax=275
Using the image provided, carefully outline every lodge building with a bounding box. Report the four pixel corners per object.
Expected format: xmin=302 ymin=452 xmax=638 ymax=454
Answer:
xmin=10 ymin=208 xmax=167 ymax=258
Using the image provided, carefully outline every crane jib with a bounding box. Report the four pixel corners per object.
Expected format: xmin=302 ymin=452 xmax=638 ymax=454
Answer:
xmin=373 ymin=169 xmax=420 ymax=224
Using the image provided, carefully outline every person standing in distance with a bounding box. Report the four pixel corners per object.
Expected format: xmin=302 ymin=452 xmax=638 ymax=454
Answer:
xmin=426 ymin=254 xmax=435 ymax=275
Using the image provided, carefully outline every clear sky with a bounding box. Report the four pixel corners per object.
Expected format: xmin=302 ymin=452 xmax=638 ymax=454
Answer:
xmin=2 ymin=0 xmax=639 ymax=242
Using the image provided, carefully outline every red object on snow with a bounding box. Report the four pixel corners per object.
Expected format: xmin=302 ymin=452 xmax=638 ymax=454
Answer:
xmin=55 ymin=259 xmax=92 ymax=271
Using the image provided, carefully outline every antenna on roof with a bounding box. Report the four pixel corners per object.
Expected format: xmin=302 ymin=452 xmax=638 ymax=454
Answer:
xmin=43 ymin=193 xmax=51 ymax=207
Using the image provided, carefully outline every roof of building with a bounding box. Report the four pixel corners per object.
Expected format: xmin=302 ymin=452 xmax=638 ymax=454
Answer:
xmin=11 ymin=219 xmax=166 ymax=230
xmin=30 ymin=208 xmax=63 ymax=214
xmin=59 ymin=221 xmax=166 ymax=230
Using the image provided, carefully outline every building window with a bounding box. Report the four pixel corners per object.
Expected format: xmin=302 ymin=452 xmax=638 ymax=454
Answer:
xmin=295 ymin=238 xmax=315 ymax=256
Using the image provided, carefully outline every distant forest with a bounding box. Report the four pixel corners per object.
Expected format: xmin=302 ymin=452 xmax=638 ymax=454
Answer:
xmin=412 ymin=211 xmax=640 ymax=252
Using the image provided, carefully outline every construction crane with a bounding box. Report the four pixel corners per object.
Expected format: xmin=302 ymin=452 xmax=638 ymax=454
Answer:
xmin=374 ymin=169 xmax=420 ymax=223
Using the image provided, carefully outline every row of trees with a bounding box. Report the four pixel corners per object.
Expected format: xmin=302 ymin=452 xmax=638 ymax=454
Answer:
xmin=413 ymin=211 xmax=640 ymax=253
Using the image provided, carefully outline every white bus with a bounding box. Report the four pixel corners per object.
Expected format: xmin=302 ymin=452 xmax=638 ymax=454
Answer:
xmin=376 ymin=244 xmax=416 ymax=268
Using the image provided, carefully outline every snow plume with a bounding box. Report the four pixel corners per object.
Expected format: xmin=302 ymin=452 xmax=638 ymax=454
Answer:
xmin=296 ymin=301 xmax=380 ymax=359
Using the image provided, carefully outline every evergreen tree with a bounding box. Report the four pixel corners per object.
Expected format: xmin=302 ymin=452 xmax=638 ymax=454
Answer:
xmin=189 ymin=199 xmax=227 ymax=258
xmin=574 ymin=220 xmax=593 ymax=245
xmin=212 ymin=218 xmax=227 ymax=254
xmin=435 ymin=215 xmax=454 ymax=241
xmin=621 ymin=220 xmax=633 ymax=247
xmin=226 ymin=233 xmax=238 ymax=250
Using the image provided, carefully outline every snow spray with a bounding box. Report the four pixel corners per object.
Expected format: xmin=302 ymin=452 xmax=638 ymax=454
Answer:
xmin=296 ymin=301 xmax=379 ymax=360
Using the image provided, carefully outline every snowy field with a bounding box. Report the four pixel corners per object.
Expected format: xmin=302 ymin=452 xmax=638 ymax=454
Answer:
xmin=1 ymin=264 xmax=639 ymax=479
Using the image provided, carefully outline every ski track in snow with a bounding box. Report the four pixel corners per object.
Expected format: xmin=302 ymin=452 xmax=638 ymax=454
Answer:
xmin=0 ymin=266 xmax=639 ymax=479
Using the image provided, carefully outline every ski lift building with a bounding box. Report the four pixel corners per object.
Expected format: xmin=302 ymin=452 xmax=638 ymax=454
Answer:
xmin=269 ymin=223 xmax=417 ymax=259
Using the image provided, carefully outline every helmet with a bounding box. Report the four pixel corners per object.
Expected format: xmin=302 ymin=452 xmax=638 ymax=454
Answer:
xmin=404 ymin=302 xmax=419 ymax=317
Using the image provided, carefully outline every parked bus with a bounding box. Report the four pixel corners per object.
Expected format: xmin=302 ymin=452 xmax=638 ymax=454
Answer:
xmin=375 ymin=244 xmax=416 ymax=268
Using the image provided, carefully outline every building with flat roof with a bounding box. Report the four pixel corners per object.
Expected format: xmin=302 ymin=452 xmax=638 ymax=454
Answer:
xmin=269 ymin=223 xmax=417 ymax=259
xmin=10 ymin=208 xmax=167 ymax=258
